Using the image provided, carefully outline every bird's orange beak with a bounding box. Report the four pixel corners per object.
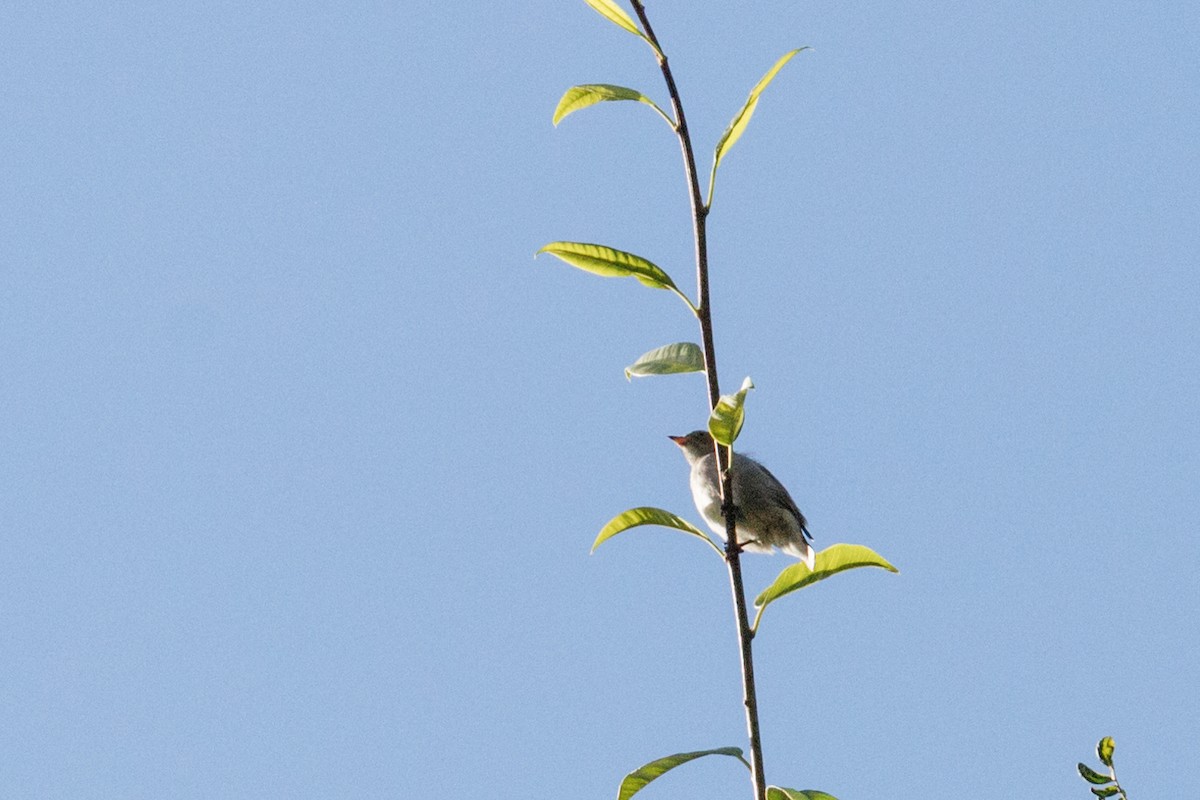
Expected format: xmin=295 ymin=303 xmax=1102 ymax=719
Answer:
xmin=668 ymin=435 xmax=686 ymax=446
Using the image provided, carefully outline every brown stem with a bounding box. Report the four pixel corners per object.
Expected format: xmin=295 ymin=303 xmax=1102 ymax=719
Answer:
xmin=629 ymin=4 xmax=767 ymax=799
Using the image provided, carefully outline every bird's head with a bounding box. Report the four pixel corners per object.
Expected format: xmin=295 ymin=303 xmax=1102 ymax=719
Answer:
xmin=669 ymin=430 xmax=716 ymax=460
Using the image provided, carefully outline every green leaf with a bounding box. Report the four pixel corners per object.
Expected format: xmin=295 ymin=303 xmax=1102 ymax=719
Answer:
xmin=625 ymin=342 xmax=705 ymax=380
xmin=767 ymin=789 xmax=840 ymax=800
xmin=1090 ymin=787 xmax=1121 ymax=798
xmin=708 ymin=376 xmax=753 ymax=445
xmin=617 ymin=748 xmax=746 ymax=800
xmin=583 ymin=0 xmax=642 ymax=37
xmin=537 ymin=241 xmax=671 ymax=288
xmin=553 ymin=84 xmax=671 ymax=127
xmin=592 ymin=507 xmax=723 ymax=557
xmin=1078 ymin=764 xmax=1114 ymax=785
xmin=753 ymin=544 xmax=898 ymax=630
xmin=580 ymin=0 xmax=663 ymax=57
xmin=536 ymin=242 xmax=695 ymax=311
xmin=707 ymin=48 xmax=808 ymax=208
xmin=1097 ymin=737 xmax=1115 ymax=768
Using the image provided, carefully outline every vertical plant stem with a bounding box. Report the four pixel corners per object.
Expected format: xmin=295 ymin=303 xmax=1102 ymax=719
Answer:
xmin=629 ymin=4 xmax=767 ymax=799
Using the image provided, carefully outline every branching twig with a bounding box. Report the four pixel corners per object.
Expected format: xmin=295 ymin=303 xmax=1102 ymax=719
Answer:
xmin=628 ymin=4 xmax=768 ymax=799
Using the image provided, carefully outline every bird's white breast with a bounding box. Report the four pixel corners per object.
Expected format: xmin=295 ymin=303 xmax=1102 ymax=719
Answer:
xmin=690 ymin=460 xmax=726 ymax=536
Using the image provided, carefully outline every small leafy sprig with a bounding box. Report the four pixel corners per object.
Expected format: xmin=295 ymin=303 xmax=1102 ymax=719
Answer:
xmin=1078 ymin=737 xmax=1128 ymax=799
xmin=541 ymin=2 xmax=898 ymax=799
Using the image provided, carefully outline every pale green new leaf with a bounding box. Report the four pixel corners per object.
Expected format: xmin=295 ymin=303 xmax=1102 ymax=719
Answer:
xmin=708 ymin=376 xmax=753 ymax=445
xmin=617 ymin=748 xmax=747 ymax=800
xmin=536 ymin=242 xmax=695 ymax=311
xmin=753 ymin=544 xmax=898 ymax=631
xmin=552 ymin=84 xmax=671 ymax=127
xmin=767 ymin=788 xmax=840 ymax=800
xmin=625 ymin=342 xmax=704 ymax=380
xmin=708 ymin=48 xmax=808 ymax=207
xmin=592 ymin=507 xmax=722 ymax=557
xmin=583 ymin=0 xmax=641 ymax=37
xmin=1097 ymin=737 xmax=1115 ymax=768
xmin=581 ymin=0 xmax=662 ymax=56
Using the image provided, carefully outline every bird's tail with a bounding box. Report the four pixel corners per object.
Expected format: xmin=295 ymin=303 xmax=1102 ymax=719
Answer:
xmin=782 ymin=538 xmax=815 ymax=570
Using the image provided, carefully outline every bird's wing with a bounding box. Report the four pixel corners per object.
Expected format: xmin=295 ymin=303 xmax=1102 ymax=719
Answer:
xmin=755 ymin=462 xmax=813 ymax=541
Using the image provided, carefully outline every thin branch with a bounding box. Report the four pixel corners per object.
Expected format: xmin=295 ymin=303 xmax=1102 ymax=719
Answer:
xmin=628 ymin=4 xmax=768 ymax=800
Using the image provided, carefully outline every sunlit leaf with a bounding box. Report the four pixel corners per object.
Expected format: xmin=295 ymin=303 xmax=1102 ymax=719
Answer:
xmin=1097 ymin=737 xmax=1115 ymax=768
xmin=583 ymin=0 xmax=642 ymax=37
xmin=753 ymin=544 xmax=898 ymax=630
xmin=536 ymin=242 xmax=694 ymax=311
xmin=580 ymin=0 xmax=663 ymax=57
xmin=625 ymin=342 xmax=705 ymax=380
xmin=1090 ymin=787 xmax=1121 ymax=798
xmin=537 ymin=241 xmax=670 ymax=288
xmin=707 ymin=48 xmax=808 ymax=207
xmin=1078 ymin=764 xmax=1113 ymax=785
xmin=713 ymin=49 xmax=804 ymax=165
xmin=708 ymin=376 xmax=753 ymax=445
xmin=553 ymin=84 xmax=671 ymax=127
xmin=767 ymin=788 xmax=840 ymax=800
xmin=617 ymin=748 xmax=746 ymax=800
xmin=592 ymin=507 xmax=722 ymax=557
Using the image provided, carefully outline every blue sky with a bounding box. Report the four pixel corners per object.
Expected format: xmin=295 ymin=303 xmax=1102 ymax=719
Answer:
xmin=3 ymin=2 xmax=1197 ymax=798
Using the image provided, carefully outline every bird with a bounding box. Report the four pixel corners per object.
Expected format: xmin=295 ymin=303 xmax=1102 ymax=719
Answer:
xmin=669 ymin=430 xmax=815 ymax=569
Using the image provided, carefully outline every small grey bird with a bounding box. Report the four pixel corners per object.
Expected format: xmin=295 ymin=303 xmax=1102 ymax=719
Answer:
xmin=670 ymin=430 xmax=815 ymax=568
